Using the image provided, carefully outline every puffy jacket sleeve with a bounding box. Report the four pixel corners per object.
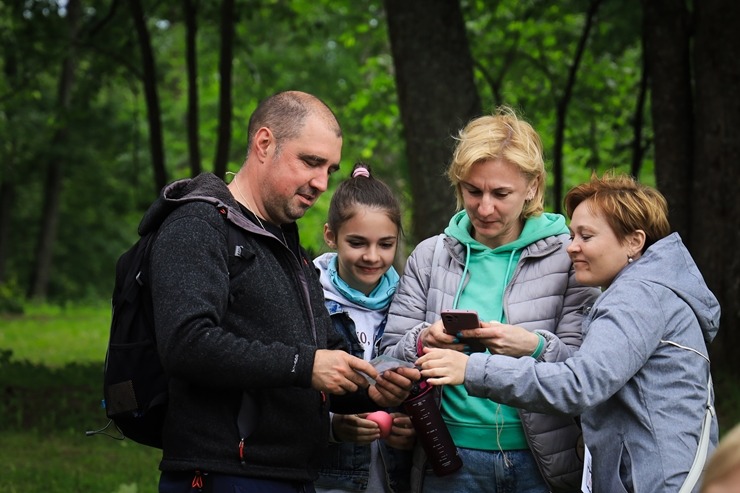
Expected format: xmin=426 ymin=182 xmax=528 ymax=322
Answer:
xmin=508 ymin=234 xmax=600 ymax=362
xmin=380 ymin=237 xmax=439 ymax=363
xmin=533 ymin=267 xmax=600 ymax=362
xmin=546 ymin=261 xmax=600 ymax=357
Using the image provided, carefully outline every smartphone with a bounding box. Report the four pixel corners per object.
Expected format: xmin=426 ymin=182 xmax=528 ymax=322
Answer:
xmin=441 ymin=309 xmax=486 ymax=352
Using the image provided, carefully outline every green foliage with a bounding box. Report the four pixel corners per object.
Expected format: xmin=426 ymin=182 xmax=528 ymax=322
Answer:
xmin=1 ymin=0 xmax=655 ymax=302
xmin=462 ymin=0 xmax=652 ymax=206
xmin=0 ymin=279 xmax=24 ymax=314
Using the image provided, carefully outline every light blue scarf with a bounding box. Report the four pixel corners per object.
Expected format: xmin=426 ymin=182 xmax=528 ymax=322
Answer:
xmin=327 ymin=255 xmax=399 ymax=310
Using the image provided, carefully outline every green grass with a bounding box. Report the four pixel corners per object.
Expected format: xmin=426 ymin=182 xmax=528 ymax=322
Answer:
xmin=1 ymin=303 xmax=739 ymax=492
xmin=0 ymin=432 xmax=160 ymax=492
xmin=0 ymin=303 xmax=111 ymax=367
xmin=0 ymin=303 xmax=160 ymax=492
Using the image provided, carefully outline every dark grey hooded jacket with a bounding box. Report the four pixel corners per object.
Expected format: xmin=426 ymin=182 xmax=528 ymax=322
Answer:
xmin=146 ymin=173 xmax=374 ymax=482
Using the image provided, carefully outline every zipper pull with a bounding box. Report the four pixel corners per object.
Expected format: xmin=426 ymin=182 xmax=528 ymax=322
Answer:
xmin=191 ymin=470 xmax=204 ymax=489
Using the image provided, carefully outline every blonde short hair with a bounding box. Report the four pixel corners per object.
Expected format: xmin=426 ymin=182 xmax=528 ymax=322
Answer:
xmin=564 ymin=172 xmax=670 ymax=251
xmin=701 ymin=423 xmax=740 ymax=492
xmin=447 ymin=106 xmax=545 ymax=218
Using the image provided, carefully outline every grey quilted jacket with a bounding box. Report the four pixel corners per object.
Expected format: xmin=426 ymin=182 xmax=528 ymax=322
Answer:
xmin=381 ymin=233 xmax=601 ymax=492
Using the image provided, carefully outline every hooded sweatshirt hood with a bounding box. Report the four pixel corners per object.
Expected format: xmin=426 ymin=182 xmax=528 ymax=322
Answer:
xmin=313 ymin=252 xmax=398 ymax=311
xmin=612 ymin=232 xmax=720 ymax=345
xmin=443 ymin=210 xmax=569 ymax=320
xmin=445 ymin=210 xmax=569 ymax=254
xmin=138 ymin=173 xmax=239 ymax=236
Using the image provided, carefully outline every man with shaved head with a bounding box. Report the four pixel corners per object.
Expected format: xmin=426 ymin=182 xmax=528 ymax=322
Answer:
xmin=146 ymin=91 xmax=419 ymax=492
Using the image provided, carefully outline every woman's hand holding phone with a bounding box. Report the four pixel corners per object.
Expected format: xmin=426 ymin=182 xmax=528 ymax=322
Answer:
xmin=440 ymin=309 xmax=487 ymax=353
xmin=418 ymin=319 xmax=464 ymax=351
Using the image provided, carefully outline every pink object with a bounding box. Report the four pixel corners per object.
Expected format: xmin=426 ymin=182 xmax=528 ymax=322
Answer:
xmin=352 ymin=167 xmax=370 ymax=178
xmin=366 ymin=410 xmax=393 ymax=438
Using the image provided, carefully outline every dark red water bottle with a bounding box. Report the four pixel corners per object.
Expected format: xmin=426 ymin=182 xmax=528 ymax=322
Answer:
xmin=403 ymin=379 xmax=463 ymax=476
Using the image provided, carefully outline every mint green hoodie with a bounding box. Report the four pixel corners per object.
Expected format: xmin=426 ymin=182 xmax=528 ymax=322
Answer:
xmin=442 ymin=210 xmax=569 ymax=451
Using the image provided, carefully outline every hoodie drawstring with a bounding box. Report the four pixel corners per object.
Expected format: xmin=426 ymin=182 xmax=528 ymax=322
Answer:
xmin=452 ymin=243 xmax=471 ymax=308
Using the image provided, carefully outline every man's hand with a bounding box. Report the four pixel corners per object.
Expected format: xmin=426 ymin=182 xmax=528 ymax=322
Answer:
xmin=368 ymin=366 xmax=420 ymax=407
xmin=312 ymin=349 xmax=377 ymax=394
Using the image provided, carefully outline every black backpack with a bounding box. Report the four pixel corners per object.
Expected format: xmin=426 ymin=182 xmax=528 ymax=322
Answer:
xmin=89 ymin=197 xmax=242 ymax=448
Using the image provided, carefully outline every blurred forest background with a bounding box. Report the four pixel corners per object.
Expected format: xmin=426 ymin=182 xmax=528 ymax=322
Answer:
xmin=0 ymin=0 xmax=738 ymax=379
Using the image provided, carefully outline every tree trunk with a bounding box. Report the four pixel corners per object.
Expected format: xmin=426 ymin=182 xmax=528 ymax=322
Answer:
xmin=213 ymin=0 xmax=234 ymax=180
xmin=0 ymin=182 xmax=13 ymax=283
xmin=692 ymin=0 xmax=740 ymax=376
xmin=630 ymin=49 xmax=649 ymax=178
xmin=130 ymin=0 xmax=167 ymax=194
xmin=28 ymin=0 xmax=81 ymax=299
xmin=383 ymin=0 xmax=481 ymax=243
xmin=552 ymin=0 xmax=601 ymax=213
xmin=183 ymin=0 xmax=201 ymax=177
xmin=641 ymin=0 xmax=694 ymax=239
xmin=0 ymin=25 xmax=19 ymax=285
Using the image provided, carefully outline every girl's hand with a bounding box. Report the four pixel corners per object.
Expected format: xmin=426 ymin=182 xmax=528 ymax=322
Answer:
xmin=460 ymin=321 xmax=540 ymax=357
xmin=332 ymin=413 xmax=380 ymax=444
xmin=384 ymin=413 xmax=415 ymax=450
xmin=415 ymin=347 xmax=469 ymax=385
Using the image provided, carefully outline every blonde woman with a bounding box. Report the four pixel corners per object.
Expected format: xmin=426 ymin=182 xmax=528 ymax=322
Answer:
xmin=701 ymin=423 xmax=740 ymax=493
xmin=382 ymin=107 xmax=600 ymax=492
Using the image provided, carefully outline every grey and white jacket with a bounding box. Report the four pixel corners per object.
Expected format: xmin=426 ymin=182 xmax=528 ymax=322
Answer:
xmin=463 ymin=233 xmax=720 ymax=492
xmin=381 ymin=233 xmax=601 ymax=492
